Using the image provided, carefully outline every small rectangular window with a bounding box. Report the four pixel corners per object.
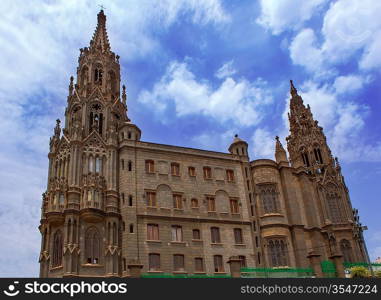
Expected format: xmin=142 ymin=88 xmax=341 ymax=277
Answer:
xmin=171 ymin=163 xmax=180 ymax=176
xmin=149 ymin=253 xmax=160 ymax=271
xmin=145 ymin=160 xmax=155 ymax=173
xmin=234 ymin=228 xmax=243 ymax=244
xmin=147 ymin=192 xmax=156 ymax=207
xmin=211 ymin=227 xmax=221 ymax=243
xmin=188 ymin=166 xmax=196 ymax=177
xmin=192 ymin=229 xmax=201 ymax=240
xmin=173 ymin=194 xmax=182 ymax=209
xmin=207 ymin=196 xmax=215 ymax=212
xmin=194 ymin=258 xmax=204 ymax=272
xmin=191 ymin=198 xmax=199 ymax=208
xmin=171 ymin=225 xmax=183 ymax=242
xmin=147 ymin=224 xmax=159 ymax=240
xmin=203 ymin=167 xmax=212 ymax=179
xmin=213 ymin=255 xmax=224 ymax=272
xmin=230 ymin=199 xmax=239 ymax=213
xmin=174 ymin=254 xmax=185 ymax=271
xmin=226 ymin=169 xmax=234 ymax=181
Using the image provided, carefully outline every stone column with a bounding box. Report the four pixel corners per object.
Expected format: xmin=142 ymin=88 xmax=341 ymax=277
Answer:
xmin=227 ymin=256 xmax=242 ymax=278
xmin=307 ymin=251 xmax=323 ymax=278
xmin=329 ymin=253 xmax=345 ymax=278
xmin=128 ymin=260 xmax=144 ymax=278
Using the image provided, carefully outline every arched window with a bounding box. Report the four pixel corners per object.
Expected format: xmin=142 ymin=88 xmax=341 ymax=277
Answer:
xmin=73 ymin=220 xmax=77 ymax=244
xmin=107 ymin=222 xmax=111 ymax=244
xmin=80 ymin=66 xmax=89 ymax=88
xmin=67 ymin=219 xmax=72 ymax=243
xmin=59 ymin=193 xmax=65 ymax=206
xmin=113 ymin=223 xmax=117 ymax=245
xmin=52 ymin=230 xmax=63 ymax=267
xmin=326 ymin=185 xmax=344 ymax=223
xmin=340 ymin=239 xmax=353 ymax=262
xmin=259 ymin=184 xmax=279 ymax=214
xmin=301 ymin=152 xmax=310 ymax=167
xmin=94 ymin=68 xmax=103 ymax=83
xmin=314 ymin=148 xmax=323 ymax=164
xmin=89 ymin=156 xmax=94 ymax=173
xmin=89 ymin=103 xmax=103 ymax=134
xmin=95 ymin=157 xmax=101 ymax=173
xmin=85 ymin=227 xmax=101 ymax=264
xmin=268 ymin=239 xmax=288 ymax=267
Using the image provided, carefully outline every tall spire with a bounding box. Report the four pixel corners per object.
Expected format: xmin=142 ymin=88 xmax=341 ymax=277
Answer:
xmin=290 ymin=80 xmax=298 ymax=97
xmin=89 ymin=9 xmax=111 ymax=52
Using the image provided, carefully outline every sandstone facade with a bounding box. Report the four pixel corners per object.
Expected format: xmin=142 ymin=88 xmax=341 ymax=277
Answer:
xmin=38 ymin=10 xmax=367 ymax=277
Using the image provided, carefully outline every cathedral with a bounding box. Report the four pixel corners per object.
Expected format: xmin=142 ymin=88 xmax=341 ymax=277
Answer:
xmin=38 ymin=10 xmax=368 ymax=277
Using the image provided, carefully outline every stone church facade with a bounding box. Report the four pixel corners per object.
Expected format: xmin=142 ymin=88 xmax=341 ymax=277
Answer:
xmin=38 ymin=10 xmax=367 ymax=277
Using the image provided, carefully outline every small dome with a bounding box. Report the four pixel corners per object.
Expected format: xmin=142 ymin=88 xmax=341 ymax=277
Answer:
xmin=228 ymin=134 xmax=248 ymax=155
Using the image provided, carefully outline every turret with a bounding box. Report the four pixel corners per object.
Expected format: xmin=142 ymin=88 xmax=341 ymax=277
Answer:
xmin=275 ymin=136 xmax=289 ymax=166
xmin=228 ymin=134 xmax=249 ymax=158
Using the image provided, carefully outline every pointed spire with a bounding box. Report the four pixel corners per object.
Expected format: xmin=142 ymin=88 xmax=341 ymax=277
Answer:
xmin=90 ymin=9 xmax=111 ymax=52
xmin=275 ymin=136 xmax=288 ymax=163
xmin=290 ymin=79 xmax=298 ymax=97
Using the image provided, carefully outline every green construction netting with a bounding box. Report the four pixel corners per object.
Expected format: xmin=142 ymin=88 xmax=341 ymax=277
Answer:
xmin=141 ymin=273 xmax=231 ymax=278
xmin=240 ymin=267 xmax=314 ymax=278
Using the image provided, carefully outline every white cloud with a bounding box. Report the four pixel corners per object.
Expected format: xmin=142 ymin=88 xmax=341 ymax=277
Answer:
xmin=215 ymin=60 xmax=236 ymax=79
xmin=138 ymin=61 xmax=273 ymax=127
xmin=287 ymin=0 xmax=381 ymax=74
xmin=289 ymin=28 xmax=326 ymax=74
xmin=191 ymin=129 xmax=237 ymax=152
xmin=251 ymin=128 xmax=275 ymax=159
xmin=256 ymin=0 xmax=328 ymax=35
xmin=333 ymin=75 xmax=366 ymax=95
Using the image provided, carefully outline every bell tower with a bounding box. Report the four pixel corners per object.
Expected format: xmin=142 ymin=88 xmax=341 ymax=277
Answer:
xmin=286 ymin=80 xmax=335 ymax=173
xmin=39 ymin=10 xmax=130 ymax=277
xmin=285 ymin=80 xmax=363 ymax=260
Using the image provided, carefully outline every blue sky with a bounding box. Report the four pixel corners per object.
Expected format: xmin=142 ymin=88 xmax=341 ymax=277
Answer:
xmin=0 ymin=0 xmax=380 ymax=277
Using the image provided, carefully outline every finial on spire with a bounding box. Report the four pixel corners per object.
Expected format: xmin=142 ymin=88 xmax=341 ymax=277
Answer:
xmin=234 ymin=134 xmax=238 ymax=138
xmin=290 ymin=79 xmax=298 ymax=97
xmin=90 ymin=8 xmax=111 ymax=52
xmin=69 ymin=76 xmax=74 ymax=96
xmin=97 ymin=8 xmax=106 ymax=25
xmin=122 ymin=84 xmax=127 ymax=105
xmin=54 ymin=119 xmax=61 ymax=137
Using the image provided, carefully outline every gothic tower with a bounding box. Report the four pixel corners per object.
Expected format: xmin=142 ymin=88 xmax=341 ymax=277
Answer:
xmin=39 ymin=10 xmax=133 ymax=277
xmin=285 ymin=80 xmax=366 ymax=262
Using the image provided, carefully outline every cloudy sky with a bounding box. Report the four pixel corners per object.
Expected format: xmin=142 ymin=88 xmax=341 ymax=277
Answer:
xmin=0 ymin=0 xmax=380 ymax=277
